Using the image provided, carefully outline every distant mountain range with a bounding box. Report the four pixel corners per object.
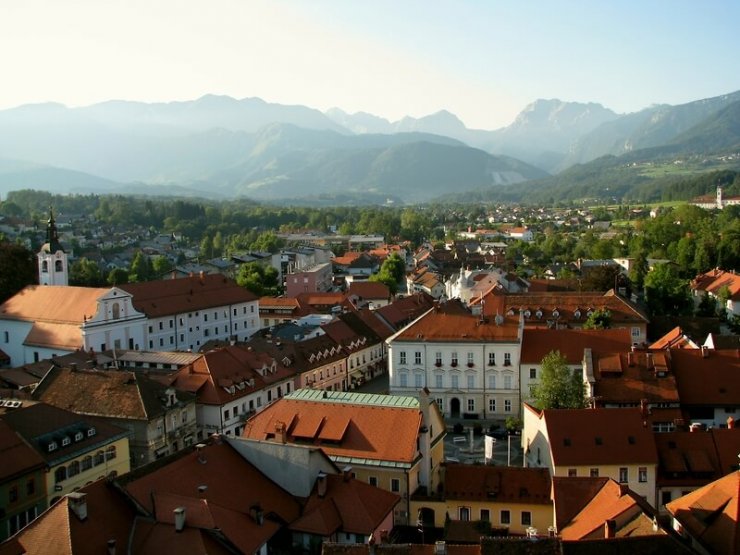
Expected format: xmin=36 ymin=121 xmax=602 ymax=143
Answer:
xmin=0 ymin=90 xmax=738 ymax=204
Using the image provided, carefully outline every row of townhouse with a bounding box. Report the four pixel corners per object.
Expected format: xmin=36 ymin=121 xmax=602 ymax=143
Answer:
xmin=386 ymin=287 xmax=651 ymax=420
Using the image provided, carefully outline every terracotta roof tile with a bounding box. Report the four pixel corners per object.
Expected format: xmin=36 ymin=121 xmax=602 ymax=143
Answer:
xmin=243 ymin=395 xmax=423 ymax=465
xmin=666 ymin=470 xmax=740 ymax=555
xmin=0 ymin=420 xmax=45 ymax=482
xmin=120 ymin=274 xmax=257 ymax=318
xmin=521 ymin=329 xmax=632 ymax=364
xmin=443 ymin=464 xmax=551 ymax=505
xmin=394 ymin=303 xmax=519 ymax=343
xmin=540 ymin=407 xmax=658 ymax=466
xmin=0 ymin=285 xmax=108 ymax=323
xmin=671 ymin=349 xmax=740 ymax=405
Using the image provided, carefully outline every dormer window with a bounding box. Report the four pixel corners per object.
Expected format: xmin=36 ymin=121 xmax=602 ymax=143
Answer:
xmin=524 ymin=310 xmax=531 ymax=318
xmin=535 ymin=310 xmax=543 ymax=319
xmin=574 ymin=310 xmax=581 ymax=319
xmin=552 ymin=309 xmax=559 ymax=318
xmin=87 ymin=427 xmax=96 ymax=437
xmin=62 ymin=436 xmax=71 ymax=447
xmin=74 ymin=432 xmax=84 ymax=442
xmin=48 ymin=441 xmax=58 ymax=452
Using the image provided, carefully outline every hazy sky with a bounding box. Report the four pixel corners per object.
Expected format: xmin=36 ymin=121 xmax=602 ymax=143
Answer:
xmin=2 ymin=0 xmax=738 ymax=129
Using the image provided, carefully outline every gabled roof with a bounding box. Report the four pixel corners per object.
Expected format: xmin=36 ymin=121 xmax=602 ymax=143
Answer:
xmin=119 ymin=273 xmax=257 ymax=318
xmin=488 ymin=290 xmax=649 ymax=325
xmin=290 ymin=474 xmax=400 ymax=536
xmin=243 ymin=391 xmax=426 ymax=467
xmin=691 ymin=268 xmax=740 ymax=300
xmin=32 ymin=367 xmax=195 ymax=421
xmin=536 ymin=407 xmax=658 ymax=466
xmin=592 ymin=350 xmax=680 ymax=405
xmin=122 ymin=440 xmax=301 ymax=538
xmin=0 ymin=403 xmax=128 ymax=464
xmin=671 ymin=349 xmax=740 ymax=405
xmin=666 ymin=470 xmax=740 ymax=555
xmin=653 ymin=430 xmax=733 ymax=487
xmin=348 ymin=281 xmax=391 ymax=300
xmin=649 ymin=326 xmax=699 ymax=350
xmin=6 ymin=479 xmax=137 ymax=555
xmin=443 ymin=464 xmax=551 ymax=505
xmin=392 ymin=301 xmax=519 ymax=343
xmin=172 ymin=345 xmax=294 ymax=406
xmin=0 ymin=419 xmax=45 ymax=482
xmin=553 ymin=477 xmax=657 ymax=541
xmin=521 ymin=329 xmax=631 ymax=364
xmin=0 ymin=285 xmax=108 ymax=323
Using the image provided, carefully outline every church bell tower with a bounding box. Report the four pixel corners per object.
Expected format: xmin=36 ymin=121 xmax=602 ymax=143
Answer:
xmin=38 ymin=207 xmax=68 ymax=286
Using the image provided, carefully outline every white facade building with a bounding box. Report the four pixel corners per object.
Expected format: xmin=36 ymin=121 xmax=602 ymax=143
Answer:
xmin=387 ymin=301 xmax=523 ymax=420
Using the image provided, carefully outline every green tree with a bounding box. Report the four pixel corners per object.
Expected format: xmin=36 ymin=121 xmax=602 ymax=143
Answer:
xmin=644 ymin=264 xmax=692 ymax=316
xmin=531 ymin=351 xmax=587 ymax=410
xmin=69 ymin=258 xmax=105 ymax=286
xmin=152 ymin=255 xmax=173 ymax=277
xmin=0 ymin=241 xmax=36 ymax=303
xmin=582 ymin=308 xmax=611 ymax=330
xmin=129 ymin=251 xmax=154 ymax=282
xmin=235 ymin=262 xmax=280 ymax=296
xmin=250 ymin=231 xmax=284 ymax=254
xmin=107 ymin=268 xmax=129 ymax=286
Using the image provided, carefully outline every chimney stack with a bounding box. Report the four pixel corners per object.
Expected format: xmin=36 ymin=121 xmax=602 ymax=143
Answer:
xmin=728 ymin=416 xmax=735 ymax=429
xmin=107 ymin=539 xmax=116 ymax=555
xmin=197 ymin=485 xmax=208 ymax=497
xmin=604 ymin=519 xmax=616 ymax=539
xmin=67 ymin=492 xmax=88 ymax=521
xmin=69 ymin=362 xmax=78 ymax=372
xmin=701 ymin=345 xmax=709 ymax=359
xmin=645 ymin=352 xmax=654 ymax=369
xmin=195 ymin=443 xmax=207 ymax=464
xmin=275 ymin=421 xmax=287 ymax=444
xmin=342 ymin=465 xmax=353 ymax=482
xmin=174 ymin=507 xmax=186 ymax=532
xmin=317 ymin=471 xmax=328 ymax=497
xmin=250 ymin=504 xmax=264 ymax=525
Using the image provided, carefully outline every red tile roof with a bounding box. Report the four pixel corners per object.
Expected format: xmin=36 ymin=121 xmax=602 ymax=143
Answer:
xmin=172 ymin=345 xmax=295 ymax=405
xmin=120 ymin=273 xmax=257 ymax=318
xmin=348 ymin=281 xmax=391 ymax=300
xmin=9 ymin=479 xmax=137 ymax=555
xmin=243 ymin=396 xmax=423 ymax=466
xmin=0 ymin=285 xmax=108 ymax=323
xmin=0 ymin=420 xmax=45 ymax=482
xmin=666 ymin=470 xmax=740 ymax=555
xmin=592 ymin=350 xmax=680 ymax=405
xmin=393 ymin=302 xmax=519 ymax=343
xmin=443 ymin=464 xmax=551 ymax=505
xmin=536 ymin=407 xmax=658 ymax=466
xmin=520 ymin=329 xmax=632 ymax=364
xmin=692 ymin=269 xmax=740 ymax=301
xmin=291 ymin=474 xmax=399 ymax=536
xmin=671 ymin=349 xmax=740 ymax=405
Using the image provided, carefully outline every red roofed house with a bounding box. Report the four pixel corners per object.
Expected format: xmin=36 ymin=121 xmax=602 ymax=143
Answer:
xmin=667 ymin=469 xmax=740 ymax=555
xmin=552 ymin=476 xmax=666 ymax=541
xmin=411 ymin=464 xmax=552 ymax=536
xmin=321 ymin=312 xmax=385 ymax=388
xmin=519 ymin=328 xmax=632 ymax=405
xmin=242 ymin=388 xmax=446 ymax=525
xmin=387 ymin=300 xmax=523 ymax=420
xmin=691 ymin=268 xmax=740 ymax=316
xmin=522 ymin=405 xmax=659 ymax=507
xmin=171 ymin=344 xmax=298 ymax=438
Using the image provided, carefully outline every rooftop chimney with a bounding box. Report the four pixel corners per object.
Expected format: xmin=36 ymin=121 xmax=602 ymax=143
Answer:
xmin=604 ymin=519 xmax=616 ymax=539
xmin=195 ymin=443 xmax=207 ymax=464
xmin=645 ymin=352 xmax=654 ymax=369
xmin=107 ymin=539 xmax=116 ymax=555
xmin=317 ymin=471 xmax=328 ymax=497
xmin=197 ymin=485 xmax=208 ymax=497
xmin=250 ymin=504 xmax=264 ymax=525
xmin=728 ymin=416 xmax=735 ymax=429
xmin=701 ymin=345 xmax=709 ymax=359
xmin=174 ymin=507 xmax=186 ymax=532
xmin=275 ymin=421 xmax=287 ymax=444
xmin=342 ymin=465 xmax=353 ymax=482
xmin=434 ymin=541 xmax=447 ymax=555
xmin=67 ymin=492 xmax=87 ymax=521
xmin=69 ymin=362 xmax=78 ymax=372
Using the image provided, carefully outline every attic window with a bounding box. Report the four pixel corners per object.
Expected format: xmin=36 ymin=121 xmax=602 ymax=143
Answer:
xmin=552 ymin=310 xmax=560 ymax=318
xmin=594 ymin=437 xmax=602 ymax=446
xmin=574 ymin=310 xmax=581 ymax=319
xmin=535 ymin=310 xmax=543 ymax=319
xmin=524 ymin=310 xmax=531 ymax=318
xmin=628 ymin=435 xmax=636 ymax=445
xmin=87 ymin=427 xmax=96 ymax=437
xmin=74 ymin=432 xmax=84 ymax=442
xmin=563 ymin=438 xmax=571 ymax=447
xmin=62 ymin=436 xmax=71 ymax=447
xmin=507 ymin=309 xmax=515 ymax=316
xmin=48 ymin=441 xmax=58 ymax=452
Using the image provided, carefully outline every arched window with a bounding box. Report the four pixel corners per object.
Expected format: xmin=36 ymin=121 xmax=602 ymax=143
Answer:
xmin=112 ymin=303 xmax=120 ymax=320
xmin=94 ymin=451 xmax=105 ymax=466
xmin=55 ymin=466 xmax=67 ymax=483
xmin=41 ymin=260 xmax=49 ymax=273
xmin=55 ymin=260 xmax=63 ymax=272
xmin=81 ymin=456 xmax=93 ymax=471
xmin=68 ymin=460 xmax=80 ymax=477
xmin=105 ymin=446 xmax=116 ymax=461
